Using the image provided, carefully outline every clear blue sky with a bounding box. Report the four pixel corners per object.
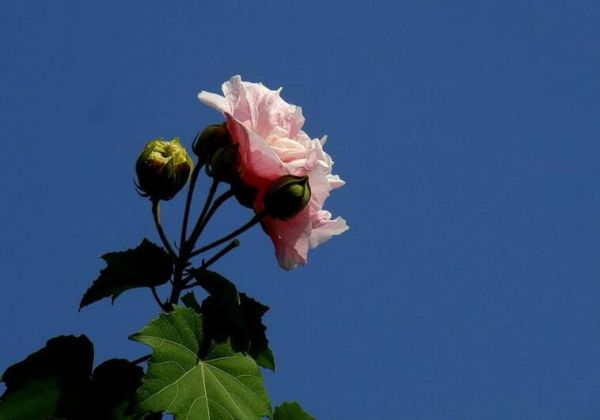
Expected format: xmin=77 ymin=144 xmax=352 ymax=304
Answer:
xmin=2 ymin=1 xmax=600 ymax=419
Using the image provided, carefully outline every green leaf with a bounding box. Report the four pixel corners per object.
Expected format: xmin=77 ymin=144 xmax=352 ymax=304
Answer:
xmin=273 ymin=402 xmax=316 ymax=420
xmin=80 ymin=238 xmax=173 ymax=309
xmin=130 ymin=306 xmax=271 ymax=420
xmin=0 ymin=336 xmax=156 ymax=419
xmin=187 ymin=270 xmax=276 ymax=371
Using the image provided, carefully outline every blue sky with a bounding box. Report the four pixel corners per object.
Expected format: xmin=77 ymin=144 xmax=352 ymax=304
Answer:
xmin=2 ymin=1 xmax=600 ymax=418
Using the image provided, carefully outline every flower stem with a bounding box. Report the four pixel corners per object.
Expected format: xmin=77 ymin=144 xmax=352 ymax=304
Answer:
xmin=190 ymin=188 xmax=235 ymax=245
xmin=182 ymin=240 xmax=240 ymax=290
xmin=202 ymin=239 xmax=240 ymax=268
xmin=151 ymin=199 xmax=177 ymax=259
xmin=190 ymin=212 xmax=266 ymax=257
xmin=132 ymin=354 xmax=151 ymax=365
xmin=150 ymin=286 xmax=168 ymax=311
xmin=179 ymin=163 xmax=202 ymax=250
xmin=167 ymin=261 xmax=185 ymax=310
xmin=186 ymin=179 xmax=219 ymax=252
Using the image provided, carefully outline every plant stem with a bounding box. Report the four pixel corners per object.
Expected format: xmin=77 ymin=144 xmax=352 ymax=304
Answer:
xmin=167 ymin=261 xmax=185 ymax=309
xmin=132 ymin=354 xmax=151 ymax=365
xmin=190 ymin=212 xmax=266 ymax=257
xmin=186 ymin=179 xmax=219 ymax=251
xmin=150 ymin=286 xmax=168 ymax=311
xmin=182 ymin=240 xmax=240 ymax=290
xmin=189 ymin=188 xmax=235 ymax=246
xmin=202 ymin=239 xmax=240 ymax=269
xmin=179 ymin=163 xmax=202 ymax=250
xmin=151 ymin=199 xmax=177 ymax=259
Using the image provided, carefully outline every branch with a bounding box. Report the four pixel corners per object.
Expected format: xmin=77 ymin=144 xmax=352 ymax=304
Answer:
xmin=190 ymin=212 xmax=265 ymax=257
xmin=151 ymin=200 xmax=177 ymax=259
xmin=179 ymin=163 xmax=202 ymax=250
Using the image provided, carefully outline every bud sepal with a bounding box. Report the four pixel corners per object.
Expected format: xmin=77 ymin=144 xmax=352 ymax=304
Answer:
xmin=206 ymin=144 xmax=240 ymax=183
xmin=263 ymin=175 xmax=311 ymax=220
xmin=135 ymin=138 xmax=193 ymax=201
xmin=192 ymin=123 xmax=232 ymax=163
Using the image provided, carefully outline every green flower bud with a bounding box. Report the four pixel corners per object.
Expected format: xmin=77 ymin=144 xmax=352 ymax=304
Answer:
xmin=263 ymin=175 xmax=311 ymax=220
xmin=232 ymin=179 xmax=258 ymax=209
xmin=192 ymin=123 xmax=232 ymax=163
xmin=206 ymin=144 xmax=240 ymax=183
xmin=135 ymin=138 xmax=193 ymax=201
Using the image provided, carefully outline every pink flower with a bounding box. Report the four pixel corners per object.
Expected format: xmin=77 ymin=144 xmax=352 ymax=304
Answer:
xmin=198 ymin=76 xmax=348 ymax=270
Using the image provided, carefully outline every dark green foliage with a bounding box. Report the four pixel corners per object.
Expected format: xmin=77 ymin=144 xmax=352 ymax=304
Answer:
xmin=0 ymin=335 xmax=151 ymax=419
xmin=273 ymin=402 xmax=316 ymax=420
xmin=80 ymin=239 xmax=173 ymax=309
xmin=130 ymin=307 xmax=271 ymax=419
xmin=184 ymin=269 xmax=275 ymax=370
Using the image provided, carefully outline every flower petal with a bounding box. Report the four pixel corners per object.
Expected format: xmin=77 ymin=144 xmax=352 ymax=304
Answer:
xmin=198 ymin=76 xmax=348 ymax=270
xmin=197 ymin=91 xmax=231 ymax=114
xmin=309 ymin=212 xmax=349 ymax=249
xmin=261 ymin=209 xmax=311 ymax=270
xmin=225 ymin=113 xmax=285 ymax=183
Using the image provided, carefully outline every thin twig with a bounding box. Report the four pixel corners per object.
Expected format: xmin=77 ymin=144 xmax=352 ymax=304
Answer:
xmin=183 ymin=240 xmax=240 ymax=290
xmin=180 ymin=163 xmax=202 ymax=250
xmin=188 ymin=188 xmax=235 ymax=247
xmin=186 ymin=179 xmax=219 ymax=251
xmin=131 ymin=354 xmax=151 ymax=365
xmin=190 ymin=212 xmax=265 ymax=257
xmin=150 ymin=286 xmax=168 ymax=311
xmin=151 ymin=200 xmax=177 ymax=259
xmin=202 ymin=239 xmax=240 ymax=268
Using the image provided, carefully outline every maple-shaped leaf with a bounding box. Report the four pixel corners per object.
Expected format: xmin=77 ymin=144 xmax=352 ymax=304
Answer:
xmin=130 ymin=306 xmax=271 ymax=420
xmin=184 ymin=269 xmax=275 ymax=371
xmin=80 ymin=238 xmax=173 ymax=309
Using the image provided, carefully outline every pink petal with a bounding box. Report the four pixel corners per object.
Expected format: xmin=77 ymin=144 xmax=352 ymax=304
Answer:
xmin=221 ymin=76 xmax=305 ymax=139
xmin=327 ymin=174 xmax=345 ymax=189
xmin=225 ymin=113 xmax=285 ymax=183
xmin=309 ymin=212 xmax=349 ymax=249
xmin=261 ymin=209 xmax=311 ymax=270
xmin=197 ymin=91 xmax=231 ymax=114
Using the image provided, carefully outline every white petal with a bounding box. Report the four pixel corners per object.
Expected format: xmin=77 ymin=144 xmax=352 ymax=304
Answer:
xmin=197 ymin=91 xmax=230 ymax=114
xmin=309 ymin=215 xmax=349 ymax=249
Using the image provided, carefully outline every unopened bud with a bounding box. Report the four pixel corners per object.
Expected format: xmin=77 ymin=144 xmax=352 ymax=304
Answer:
xmin=206 ymin=144 xmax=240 ymax=183
xmin=232 ymin=180 xmax=257 ymax=209
xmin=135 ymin=138 xmax=193 ymax=201
xmin=192 ymin=123 xmax=232 ymax=163
xmin=263 ymin=175 xmax=311 ymax=220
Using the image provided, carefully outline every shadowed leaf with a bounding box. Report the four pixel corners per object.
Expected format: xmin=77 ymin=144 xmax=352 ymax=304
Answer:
xmin=80 ymin=238 xmax=173 ymax=309
xmin=87 ymin=359 xmax=144 ymax=420
xmin=273 ymin=401 xmax=316 ymax=420
xmin=0 ymin=335 xmax=92 ymax=419
xmin=0 ymin=336 xmax=154 ymax=419
xmin=184 ymin=270 xmax=275 ymax=371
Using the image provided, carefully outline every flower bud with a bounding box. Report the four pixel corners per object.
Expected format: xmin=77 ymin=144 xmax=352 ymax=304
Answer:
xmin=263 ymin=175 xmax=311 ymax=220
xmin=192 ymin=123 xmax=232 ymax=163
xmin=135 ymin=138 xmax=193 ymax=201
xmin=206 ymin=144 xmax=240 ymax=183
xmin=232 ymin=180 xmax=257 ymax=209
